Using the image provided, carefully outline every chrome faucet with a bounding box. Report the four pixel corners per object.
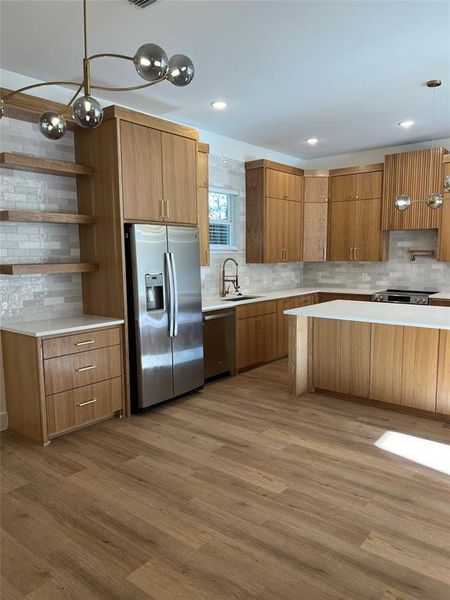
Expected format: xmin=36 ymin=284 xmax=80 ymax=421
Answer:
xmin=221 ymin=257 xmax=240 ymax=297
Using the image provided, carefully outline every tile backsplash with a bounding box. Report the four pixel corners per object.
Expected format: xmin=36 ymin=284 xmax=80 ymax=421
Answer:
xmin=0 ymin=117 xmax=83 ymax=323
xmin=303 ymin=230 xmax=450 ymax=291
xmin=201 ymin=154 xmax=303 ymax=298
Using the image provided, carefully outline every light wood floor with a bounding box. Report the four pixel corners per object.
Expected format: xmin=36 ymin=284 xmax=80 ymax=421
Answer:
xmin=1 ymin=359 xmax=450 ymax=600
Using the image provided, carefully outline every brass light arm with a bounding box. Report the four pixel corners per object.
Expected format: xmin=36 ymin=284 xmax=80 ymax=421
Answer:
xmin=90 ymin=78 xmax=165 ymax=92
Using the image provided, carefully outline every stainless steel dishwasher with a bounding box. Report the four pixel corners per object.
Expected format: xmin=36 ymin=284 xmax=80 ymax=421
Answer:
xmin=202 ymin=309 xmax=235 ymax=380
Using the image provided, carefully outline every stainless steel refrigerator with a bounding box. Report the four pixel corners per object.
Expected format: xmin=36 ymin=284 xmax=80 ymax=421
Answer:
xmin=126 ymin=224 xmax=204 ymax=411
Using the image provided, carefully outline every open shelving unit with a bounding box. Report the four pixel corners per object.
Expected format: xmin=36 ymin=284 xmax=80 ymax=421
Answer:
xmin=0 ymin=152 xmax=93 ymax=177
xmin=0 ymin=263 xmax=98 ymax=276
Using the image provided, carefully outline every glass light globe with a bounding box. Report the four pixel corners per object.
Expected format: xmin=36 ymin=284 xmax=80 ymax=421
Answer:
xmin=38 ymin=111 xmax=66 ymax=140
xmin=134 ymin=44 xmax=168 ymax=81
xmin=72 ymin=95 xmax=103 ymax=128
xmin=426 ymin=192 xmax=444 ymax=209
xmin=167 ymin=54 xmax=195 ymax=87
xmin=393 ymin=194 xmax=411 ymax=211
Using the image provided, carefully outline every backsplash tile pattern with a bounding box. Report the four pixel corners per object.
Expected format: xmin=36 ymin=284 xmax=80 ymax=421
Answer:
xmin=303 ymin=230 xmax=450 ymax=291
xmin=0 ymin=117 xmax=83 ymax=323
xmin=201 ymin=154 xmax=303 ymax=298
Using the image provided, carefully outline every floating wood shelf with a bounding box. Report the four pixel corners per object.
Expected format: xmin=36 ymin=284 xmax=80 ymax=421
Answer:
xmin=0 ymin=210 xmax=96 ymax=225
xmin=0 ymin=263 xmax=98 ymax=275
xmin=0 ymin=152 xmax=93 ymax=177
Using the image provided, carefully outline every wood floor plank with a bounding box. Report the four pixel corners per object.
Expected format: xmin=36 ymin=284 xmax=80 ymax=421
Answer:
xmin=2 ymin=358 xmax=450 ymax=599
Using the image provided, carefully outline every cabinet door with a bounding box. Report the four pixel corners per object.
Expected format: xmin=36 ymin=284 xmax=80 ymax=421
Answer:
xmin=303 ymin=202 xmax=328 ymax=261
xmin=236 ymin=314 xmax=276 ymax=370
xmin=162 ymin=133 xmax=197 ymax=224
xmin=197 ymin=187 xmax=210 ymax=266
xmin=331 ymin=174 xmax=356 ymax=202
xmin=285 ymin=200 xmax=303 ymax=262
xmin=340 ymin=321 xmax=370 ymax=398
xmin=438 ymin=162 xmax=450 ymax=261
xmin=313 ymin=318 xmax=341 ymax=392
xmin=286 ymin=173 xmax=303 ymax=202
xmin=121 ymin=122 xmax=163 ymax=221
xmin=370 ymin=324 xmax=403 ymax=404
xmin=266 ymin=168 xmax=288 ymax=200
xmin=401 ymin=327 xmax=439 ymax=411
xmin=437 ymin=330 xmax=450 ymax=415
xmin=328 ymin=200 xmax=354 ymax=261
xmin=261 ymin=313 xmax=278 ymax=363
xmin=197 ymin=150 xmax=209 ymax=189
xmin=304 ymin=177 xmax=329 ymax=203
xmin=264 ymin=197 xmax=285 ymax=263
xmin=355 ymin=171 xmax=383 ymax=200
xmin=353 ymin=198 xmax=382 ymax=261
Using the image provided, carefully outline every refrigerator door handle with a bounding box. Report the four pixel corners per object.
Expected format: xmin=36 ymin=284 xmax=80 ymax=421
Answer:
xmin=169 ymin=251 xmax=179 ymax=337
xmin=165 ymin=252 xmax=175 ymax=337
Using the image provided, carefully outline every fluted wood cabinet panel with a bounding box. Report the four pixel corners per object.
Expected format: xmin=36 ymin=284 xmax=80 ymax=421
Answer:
xmin=340 ymin=321 xmax=370 ymax=398
xmin=436 ymin=330 xmax=450 ymax=415
xmin=313 ymin=318 xmax=341 ymax=392
xmin=370 ymin=324 xmax=403 ymax=404
xmin=438 ymin=161 xmax=450 ymax=261
xmin=401 ymin=327 xmax=439 ymax=411
xmin=382 ymin=148 xmax=446 ymax=230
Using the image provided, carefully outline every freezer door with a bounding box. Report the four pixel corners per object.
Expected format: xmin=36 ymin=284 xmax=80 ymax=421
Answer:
xmin=129 ymin=224 xmax=174 ymax=408
xmin=167 ymin=226 xmax=204 ymax=396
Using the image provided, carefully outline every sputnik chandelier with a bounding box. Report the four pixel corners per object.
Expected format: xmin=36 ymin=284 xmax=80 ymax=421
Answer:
xmin=0 ymin=0 xmax=194 ymax=140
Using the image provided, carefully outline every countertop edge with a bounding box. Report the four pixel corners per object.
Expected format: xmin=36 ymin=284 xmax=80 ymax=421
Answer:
xmin=1 ymin=317 xmax=125 ymax=338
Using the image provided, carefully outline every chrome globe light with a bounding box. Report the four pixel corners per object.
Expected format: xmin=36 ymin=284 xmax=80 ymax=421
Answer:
xmin=394 ymin=194 xmax=411 ymax=211
xmin=0 ymin=0 xmax=195 ymax=139
xmin=38 ymin=111 xmax=67 ymax=140
xmin=73 ymin=95 xmax=103 ymax=128
xmin=426 ymin=192 xmax=444 ymax=209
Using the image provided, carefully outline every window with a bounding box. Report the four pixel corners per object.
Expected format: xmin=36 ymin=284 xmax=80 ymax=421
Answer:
xmin=208 ymin=189 xmax=236 ymax=249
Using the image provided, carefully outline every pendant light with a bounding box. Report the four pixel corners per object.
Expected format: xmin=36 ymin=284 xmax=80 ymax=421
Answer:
xmin=0 ymin=0 xmax=195 ymax=140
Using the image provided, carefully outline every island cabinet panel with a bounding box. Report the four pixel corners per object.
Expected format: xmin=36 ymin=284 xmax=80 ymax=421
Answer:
xmin=313 ymin=318 xmax=341 ymax=391
xmin=340 ymin=321 xmax=370 ymax=398
xmin=437 ymin=161 xmax=450 ymax=262
xmin=401 ymin=327 xmax=439 ymax=411
xmin=276 ymin=294 xmax=317 ymax=358
xmin=437 ymin=330 xmax=450 ymax=414
xmin=236 ymin=313 xmax=277 ymax=371
xmin=370 ymin=324 xmax=403 ymax=404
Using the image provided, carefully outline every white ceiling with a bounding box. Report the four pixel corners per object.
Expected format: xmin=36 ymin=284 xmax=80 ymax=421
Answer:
xmin=1 ymin=0 xmax=449 ymax=159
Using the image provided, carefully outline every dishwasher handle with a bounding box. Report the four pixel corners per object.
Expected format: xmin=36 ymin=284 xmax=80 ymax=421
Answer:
xmin=203 ymin=311 xmax=235 ymax=322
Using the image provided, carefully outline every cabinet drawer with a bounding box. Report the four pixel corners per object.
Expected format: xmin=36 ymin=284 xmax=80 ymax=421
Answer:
xmin=46 ymin=377 xmax=123 ymax=435
xmin=44 ymin=345 xmax=122 ymax=395
xmin=235 ymin=300 xmax=276 ymax=320
xmin=42 ymin=327 xmax=121 ymax=359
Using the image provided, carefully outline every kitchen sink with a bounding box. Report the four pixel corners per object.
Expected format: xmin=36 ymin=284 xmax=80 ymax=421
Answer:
xmin=222 ymin=295 xmax=262 ymax=302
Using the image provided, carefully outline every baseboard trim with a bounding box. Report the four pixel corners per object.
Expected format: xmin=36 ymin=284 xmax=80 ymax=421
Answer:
xmin=0 ymin=411 xmax=8 ymax=431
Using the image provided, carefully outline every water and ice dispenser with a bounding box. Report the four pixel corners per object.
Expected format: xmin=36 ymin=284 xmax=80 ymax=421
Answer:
xmin=145 ymin=273 xmax=164 ymax=311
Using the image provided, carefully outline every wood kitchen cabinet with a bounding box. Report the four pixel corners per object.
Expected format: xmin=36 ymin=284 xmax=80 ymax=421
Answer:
xmin=246 ymin=160 xmax=304 ymax=263
xmin=236 ymin=301 xmax=277 ymax=371
xmin=437 ymin=330 xmax=450 ymax=415
xmin=313 ymin=318 xmax=370 ymax=397
xmin=438 ymin=157 xmax=450 ymax=261
xmin=121 ymin=121 xmax=197 ymax=225
xmin=276 ymin=294 xmax=317 ymax=357
xmin=197 ymin=142 xmax=210 ymax=266
xmin=382 ymin=147 xmax=447 ymax=230
xmin=330 ymin=169 xmax=382 ymax=202
xmin=303 ymin=173 xmax=329 ymax=262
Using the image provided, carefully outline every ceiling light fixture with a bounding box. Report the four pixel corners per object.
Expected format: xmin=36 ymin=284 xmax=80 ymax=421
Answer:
xmin=0 ymin=0 xmax=195 ymax=139
xmin=394 ymin=79 xmax=444 ymax=212
xmin=398 ymin=120 xmax=415 ymax=129
xmin=306 ymin=137 xmax=319 ymax=145
xmin=211 ymin=101 xmax=228 ymax=110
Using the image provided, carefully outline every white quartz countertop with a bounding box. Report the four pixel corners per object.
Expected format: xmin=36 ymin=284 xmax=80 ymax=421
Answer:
xmin=202 ymin=287 xmax=379 ymax=312
xmin=285 ymin=300 xmax=450 ymax=330
xmin=430 ymin=291 xmax=450 ymax=301
xmin=1 ymin=315 xmax=125 ymax=337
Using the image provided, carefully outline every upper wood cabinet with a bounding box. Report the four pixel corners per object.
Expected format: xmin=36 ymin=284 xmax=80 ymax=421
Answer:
xmin=438 ymin=157 xmax=450 ymax=262
xmin=303 ymin=173 xmax=329 ymax=262
xmin=197 ymin=143 xmax=210 ymax=266
xmin=245 ymin=160 xmax=304 ymax=263
xmin=121 ymin=121 xmax=197 ymax=225
xmin=330 ymin=169 xmax=382 ymax=202
xmin=382 ymin=147 xmax=447 ymax=230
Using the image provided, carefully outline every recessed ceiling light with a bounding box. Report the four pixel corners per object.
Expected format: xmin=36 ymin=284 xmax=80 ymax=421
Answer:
xmin=211 ymin=100 xmax=228 ymax=110
xmin=305 ymin=137 xmax=319 ymax=145
xmin=399 ymin=120 xmax=415 ymax=129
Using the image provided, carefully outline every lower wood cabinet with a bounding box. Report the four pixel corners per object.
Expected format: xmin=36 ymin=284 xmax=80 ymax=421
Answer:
xmin=317 ymin=292 xmax=372 ymax=303
xmin=429 ymin=299 xmax=450 ymax=307
xmin=276 ymin=294 xmax=317 ymax=357
xmin=2 ymin=325 xmax=125 ymax=444
xmin=236 ymin=312 xmax=277 ymax=371
xmin=437 ymin=330 xmax=450 ymax=414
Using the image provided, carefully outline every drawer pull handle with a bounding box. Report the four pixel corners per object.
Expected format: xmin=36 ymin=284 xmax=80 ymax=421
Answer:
xmin=75 ymin=364 xmax=96 ymax=372
xmin=74 ymin=340 xmax=95 ymax=346
xmin=77 ymin=398 xmax=97 ymax=407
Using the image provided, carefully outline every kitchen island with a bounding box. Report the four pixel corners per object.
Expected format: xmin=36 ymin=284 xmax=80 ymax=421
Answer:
xmin=285 ymin=300 xmax=450 ymax=417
